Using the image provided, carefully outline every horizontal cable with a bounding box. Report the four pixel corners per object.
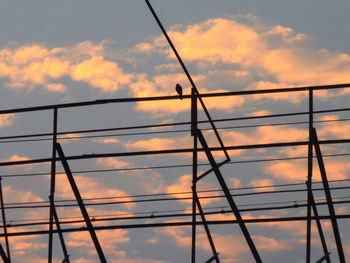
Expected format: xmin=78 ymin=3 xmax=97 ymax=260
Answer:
xmin=3 ymin=198 xmax=350 ymax=228
xmin=2 ymin=185 xmax=349 ymax=210
xmin=1 ymin=138 xmax=350 ymax=167
xmin=0 ymin=83 xmax=349 ymax=115
xmin=1 ymin=117 xmax=350 ymax=144
xmin=2 ymin=214 xmax=350 ymax=238
xmin=2 ymin=152 xmax=350 ymax=178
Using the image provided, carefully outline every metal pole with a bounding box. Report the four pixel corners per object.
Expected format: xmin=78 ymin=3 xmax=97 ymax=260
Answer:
xmin=196 ymin=130 xmax=262 ymax=263
xmin=143 ymin=0 xmax=230 ymax=161
xmin=193 ymin=190 xmax=220 ymax=263
xmin=306 ymin=89 xmax=313 ymax=263
xmin=0 ymin=243 xmax=9 ymax=263
xmin=306 ymin=182 xmax=330 ymax=263
xmin=49 ymin=195 xmax=70 ymax=263
xmin=48 ymin=108 xmax=57 ymax=263
xmin=191 ymin=88 xmax=197 ymax=263
xmin=0 ymin=178 xmax=10 ymax=262
xmin=312 ymin=128 xmax=346 ymax=263
xmin=56 ymin=143 xmax=107 ymax=263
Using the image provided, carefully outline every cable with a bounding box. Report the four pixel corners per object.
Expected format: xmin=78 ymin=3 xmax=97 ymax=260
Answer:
xmin=2 ymin=184 xmax=350 ymax=210
xmin=1 ymin=115 xmax=350 ymax=144
xmin=2 ymin=198 xmax=350 ymax=229
xmin=2 ymin=152 xmax=350 ymax=178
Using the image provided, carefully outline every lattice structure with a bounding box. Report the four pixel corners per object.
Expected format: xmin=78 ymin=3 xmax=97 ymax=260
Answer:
xmin=0 ymin=1 xmax=348 ymax=262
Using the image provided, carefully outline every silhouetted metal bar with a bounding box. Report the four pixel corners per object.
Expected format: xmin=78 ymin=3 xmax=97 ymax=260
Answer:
xmin=197 ymin=160 xmax=229 ymax=181
xmin=312 ymin=128 xmax=345 ymax=263
xmin=193 ymin=190 xmax=220 ymax=263
xmin=0 ymin=243 xmax=9 ymax=263
xmin=306 ymin=182 xmax=330 ymax=263
xmin=56 ymin=143 xmax=107 ymax=263
xmin=1 ymin=83 xmax=350 ymax=115
xmin=144 ymin=0 xmax=230 ymax=161
xmin=306 ymin=90 xmax=313 ymax=263
xmin=2 ymin=214 xmax=350 ymax=238
xmin=315 ymin=253 xmax=331 ymax=263
xmin=3 ymin=138 xmax=350 ymax=167
xmin=205 ymin=254 xmax=220 ymax=263
xmin=196 ymin=130 xmax=262 ymax=263
xmin=48 ymin=108 xmax=57 ymax=263
xmin=191 ymin=88 xmax=197 ymax=263
xmin=49 ymin=195 xmax=70 ymax=263
xmin=0 ymin=178 xmax=10 ymax=262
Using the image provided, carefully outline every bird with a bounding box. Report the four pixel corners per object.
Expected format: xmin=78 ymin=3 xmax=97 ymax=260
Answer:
xmin=175 ymin=83 xmax=183 ymax=100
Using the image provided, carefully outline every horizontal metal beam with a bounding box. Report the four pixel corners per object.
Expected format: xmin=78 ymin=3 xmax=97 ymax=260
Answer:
xmin=1 ymin=214 xmax=350 ymax=238
xmin=0 ymin=83 xmax=349 ymax=115
xmin=1 ymin=138 xmax=350 ymax=167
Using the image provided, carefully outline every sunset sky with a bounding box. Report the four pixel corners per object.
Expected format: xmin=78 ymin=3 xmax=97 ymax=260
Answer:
xmin=1 ymin=1 xmax=350 ymax=262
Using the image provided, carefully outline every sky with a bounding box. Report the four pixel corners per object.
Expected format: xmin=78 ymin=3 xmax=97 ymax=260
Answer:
xmin=1 ymin=1 xmax=350 ymax=262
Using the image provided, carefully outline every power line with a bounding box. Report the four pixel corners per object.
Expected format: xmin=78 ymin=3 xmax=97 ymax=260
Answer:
xmin=2 ymin=152 xmax=350 ymax=176
xmin=1 ymin=117 xmax=350 ymax=144
xmin=2 ymin=184 xmax=349 ymax=210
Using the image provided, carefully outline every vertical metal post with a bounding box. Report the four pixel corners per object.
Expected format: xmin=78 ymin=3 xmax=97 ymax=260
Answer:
xmin=0 ymin=178 xmax=10 ymax=262
xmin=306 ymin=89 xmax=313 ymax=263
xmin=48 ymin=108 xmax=57 ymax=263
xmin=312 ymin=128 xmax=345 ymax=263
xmin=56 ymin=143 xmax=107 ymax=263
xmin=191 ymin=87 xmax=197 ymax=263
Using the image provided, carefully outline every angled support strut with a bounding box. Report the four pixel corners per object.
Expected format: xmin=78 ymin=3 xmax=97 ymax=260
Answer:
xmin=312 ymin=128 xmax=345 ymax=263
xmin=56 ymin=143 xmax=107 ymax=263
xmin=195 ymin=130 xmax=262 ymax=263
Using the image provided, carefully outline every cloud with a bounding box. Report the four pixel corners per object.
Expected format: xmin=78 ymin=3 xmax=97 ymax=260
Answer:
xmin=54 ymin=174 xmax=133 ymax=207
xmin=135 ymin=16 xmax=350 ymax=105
xmin=250 ymin=179 xmax=275 ymax=191
xmin=0 ymin=41 xmax=133 ymax=93
xmin=130 ymin=73 xmax=245 ymax=115
xmin=0 ymin=114 xmax=15 ymax=127
xmin=96 ymin=157 xmax=130 ymax=169
xmin=166 ymin=174 xmax=219 ymax=205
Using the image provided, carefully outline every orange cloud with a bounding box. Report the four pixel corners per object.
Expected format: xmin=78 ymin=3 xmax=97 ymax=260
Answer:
xmin=250 ymin=179 xmax=275 ymax=191
xmin=0 ymin=113 xmax=15 ymax=127
xmin=166 ymin=174 xmax=219 ymax=205
xmin=54 ymin=174 xmax=133 ymax=207
xmin=136 ymin=16 xmax=350 ymax=105
xmin=0 ymin=41 xmax=133 ymax=93
xmin=130 ymin=73 xmax=245 ymax=115
xmin=96 ymin=157 xmax=130 ymax=169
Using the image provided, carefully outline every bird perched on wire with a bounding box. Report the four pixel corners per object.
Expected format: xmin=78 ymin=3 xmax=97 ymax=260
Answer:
xmin=175 ymin=84 xmax=183 ymax=100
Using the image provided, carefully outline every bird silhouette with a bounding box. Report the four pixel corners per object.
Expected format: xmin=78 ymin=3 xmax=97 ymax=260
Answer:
xmin=175 ymin=84 xmax=183 ymax=100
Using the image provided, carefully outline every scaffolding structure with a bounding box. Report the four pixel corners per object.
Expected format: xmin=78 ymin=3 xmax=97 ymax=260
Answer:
xmin=0 ymin=1 xmax=349 ymax=262
xmin=0 ymin=83 xmax=349 ymax=262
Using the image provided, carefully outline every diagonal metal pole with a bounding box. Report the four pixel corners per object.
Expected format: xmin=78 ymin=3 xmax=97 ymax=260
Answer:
xmin=49 ymin=195 xmax=70 ymax=263
xmin=48 ymin=108 xmax=57 ymax=263
xmin=306 ymin=89 xmax=313 ymax=263
xmin=56 ymin=143 xmax=107 ymax=263
xmin=196 ymin=130 xmax=262 ymax=263
xmin=144 ymin=0 xmax=230 ymax=161
xmin=305 ymin=182 xmax=330 ymax=263
xmin=315 ymin=253 xmax=331 ymax=263
xmin=193 ymin=190 xmax=220 ymax=263
xmin=312 ymin=128 xmax=345 ymax=263
xmin=0 ymin=178 xmax=10 ymax=262
xmin=205 ymin=253 xmax=220 ymax=263
xmin=191 ymin=88 xmax=197 ymax=263
xmin=0 ymin=243 xmax=9 ymax=263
